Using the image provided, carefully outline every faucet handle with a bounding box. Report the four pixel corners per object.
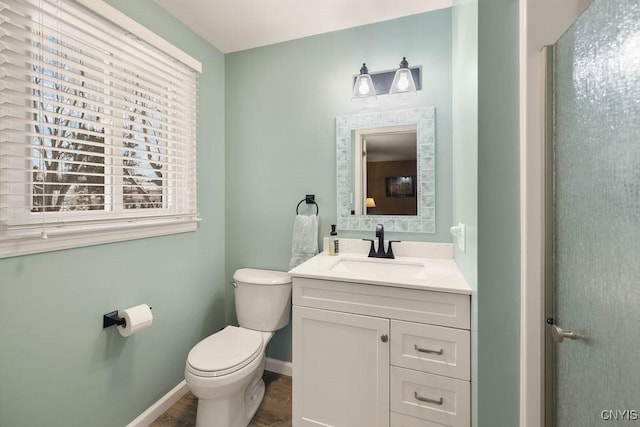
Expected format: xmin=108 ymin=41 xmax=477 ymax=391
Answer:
xmin=362 ymin=239 xmax=376 ymax=257
xmin=387 ymin=240 xmax=401 ymax=258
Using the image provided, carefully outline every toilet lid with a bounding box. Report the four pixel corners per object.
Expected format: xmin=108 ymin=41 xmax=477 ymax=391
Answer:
xmin=187 ymin=326 xmax=263 ymax=377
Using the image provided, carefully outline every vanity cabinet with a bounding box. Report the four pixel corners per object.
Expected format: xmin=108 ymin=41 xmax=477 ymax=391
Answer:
xmin=292 ymin=277 xmax=471 ymax=427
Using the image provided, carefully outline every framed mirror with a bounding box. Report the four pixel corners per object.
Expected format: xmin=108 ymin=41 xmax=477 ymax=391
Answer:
xmin=336 ymin=107 xmax=435 ymax=233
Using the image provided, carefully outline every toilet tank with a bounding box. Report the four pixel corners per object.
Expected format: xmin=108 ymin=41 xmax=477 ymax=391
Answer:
xmin=233 ymin=268 xmax=292 ymax=332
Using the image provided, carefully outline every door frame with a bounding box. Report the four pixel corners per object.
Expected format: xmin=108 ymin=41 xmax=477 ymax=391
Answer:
xmin=518 ymin=1 xmax=593 ymax=426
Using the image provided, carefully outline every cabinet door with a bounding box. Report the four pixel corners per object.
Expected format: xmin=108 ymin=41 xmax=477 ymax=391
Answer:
xmin=293 ymin=306 xmax=390 ymax=427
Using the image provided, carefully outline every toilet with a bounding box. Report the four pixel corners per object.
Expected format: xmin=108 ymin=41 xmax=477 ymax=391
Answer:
xmin=184 ymin=268 xmax=292 ymax=427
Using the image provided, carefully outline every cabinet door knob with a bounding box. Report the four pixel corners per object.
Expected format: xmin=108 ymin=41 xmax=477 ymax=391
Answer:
xmin=380 ymin=334 xmax=389 ymax=343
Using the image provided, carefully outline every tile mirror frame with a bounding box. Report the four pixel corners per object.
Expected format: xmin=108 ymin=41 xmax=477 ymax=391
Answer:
xmin=336 ymin=107 xmax=435 ymax=233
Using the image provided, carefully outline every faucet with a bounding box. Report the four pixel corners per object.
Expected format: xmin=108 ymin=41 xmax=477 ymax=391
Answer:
xmin=363 ymin=224 xmax=400 ymax=259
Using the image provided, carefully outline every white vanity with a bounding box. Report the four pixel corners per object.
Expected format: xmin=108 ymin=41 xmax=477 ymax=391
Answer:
xmin=288 ymin=240 xmax=471 ymax=427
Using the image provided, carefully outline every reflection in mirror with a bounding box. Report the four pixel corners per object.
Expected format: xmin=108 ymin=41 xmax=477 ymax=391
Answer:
xmin=336 ymin=108 xmax=435 ymax=233
xmin=353 ymin=125 xmax=417 ymax=216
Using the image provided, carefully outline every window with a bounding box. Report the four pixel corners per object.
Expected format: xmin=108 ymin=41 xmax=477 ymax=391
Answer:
xmin=0 ymin=0 xmax=201 ymax=258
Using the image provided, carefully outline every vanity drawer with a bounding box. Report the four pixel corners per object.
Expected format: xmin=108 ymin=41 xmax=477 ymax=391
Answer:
xmin=293 ymin=278 xmax=470 ymax=329
xmin=390 ymin=366 xmax=470 ymax=427
xmin=391 ymin=320 xmax=470 ymax=380
xmin=391 ymin=411 xmax=458 ymax=427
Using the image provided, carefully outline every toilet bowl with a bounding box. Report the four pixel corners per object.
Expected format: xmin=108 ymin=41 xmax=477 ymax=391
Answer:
xmin=184 ymin=268 xmax=291 ymax=427
xmin=185 ymin=326 xmax=273 ymax=427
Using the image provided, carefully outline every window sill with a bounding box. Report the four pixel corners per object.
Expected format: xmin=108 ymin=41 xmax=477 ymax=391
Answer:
xmin=0 ymin=219 xmax=197 ymax=259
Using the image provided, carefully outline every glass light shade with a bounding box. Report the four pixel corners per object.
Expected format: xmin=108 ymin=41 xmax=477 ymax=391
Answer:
xmin=366 ymin=197 xmax=376 ymax=208
xmin=389 ymin=57 xmax=417 ymax=99
xmin=352 ymin=63 xmax=377 ymax=103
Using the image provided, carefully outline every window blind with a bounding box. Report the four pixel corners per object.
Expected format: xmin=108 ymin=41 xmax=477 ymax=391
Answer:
xmin=0 ymin=0 xmax=200 ymax=257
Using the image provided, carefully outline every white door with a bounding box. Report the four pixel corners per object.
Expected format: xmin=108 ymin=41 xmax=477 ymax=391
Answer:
xmin=547 ymin=0 xmax=640 ymax=425
xmin=292 ymin=306 xmax=390 ymax=426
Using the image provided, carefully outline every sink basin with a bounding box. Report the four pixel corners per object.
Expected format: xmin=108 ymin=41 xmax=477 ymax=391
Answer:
xmin=330 ymin=257 xmax=427 ymax=280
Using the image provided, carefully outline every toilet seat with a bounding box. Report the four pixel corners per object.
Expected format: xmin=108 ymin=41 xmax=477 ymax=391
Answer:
xmin=187 ymin=326 xmax=264 ymax=378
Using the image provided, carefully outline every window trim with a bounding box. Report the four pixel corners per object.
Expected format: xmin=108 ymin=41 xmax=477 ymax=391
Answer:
xmin=74 ymin=0 xmax=202 ymax=73
xmin=1 ymin=219 xmax=197 ymax=258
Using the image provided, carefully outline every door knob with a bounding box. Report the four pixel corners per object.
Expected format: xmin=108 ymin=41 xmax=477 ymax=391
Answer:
xmin=549 ymin=324 xmax=578 ymax=343
xmin=380 ymin=334 xmax=388 ymax=343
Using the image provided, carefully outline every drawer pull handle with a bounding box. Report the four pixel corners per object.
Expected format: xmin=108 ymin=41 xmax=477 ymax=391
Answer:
xmin=414 ymin=392 xmax=444 ymax=405
xmin=414 ymin=344 xmax=444 ymax=355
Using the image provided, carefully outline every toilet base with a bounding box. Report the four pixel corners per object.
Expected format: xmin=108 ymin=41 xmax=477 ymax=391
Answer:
xmin=195 ymin=378 xmax=265 ymax=427
xmin=245 ymin=377 xmax=266 ymax=422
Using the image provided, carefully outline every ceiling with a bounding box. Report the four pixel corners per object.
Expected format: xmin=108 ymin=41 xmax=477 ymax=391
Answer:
xmin=152 ymin=0 xmax=453 ymax=53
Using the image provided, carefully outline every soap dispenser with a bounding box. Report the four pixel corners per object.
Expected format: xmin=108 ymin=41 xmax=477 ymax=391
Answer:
xmin=329 ymin=224 xmax=339 ymax=256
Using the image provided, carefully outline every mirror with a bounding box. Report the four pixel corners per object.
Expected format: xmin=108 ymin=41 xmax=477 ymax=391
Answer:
xmin=352 ymin=125 xmax=417 ymax=216
xmin=336 ymin=107 xmax=435 ymax=233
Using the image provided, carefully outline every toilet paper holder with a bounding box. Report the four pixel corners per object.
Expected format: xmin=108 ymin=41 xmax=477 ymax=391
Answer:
xmin=102 ymin=307 xmax=152 ymax=329
xmin=103 ymin=311 xmax=126 ymax=329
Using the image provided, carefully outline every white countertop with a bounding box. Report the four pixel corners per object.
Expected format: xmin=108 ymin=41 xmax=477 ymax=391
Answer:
xmin=288 ymin=251 xmax=472 ymax=295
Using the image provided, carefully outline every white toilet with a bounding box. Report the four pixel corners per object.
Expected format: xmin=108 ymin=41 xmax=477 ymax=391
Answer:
xmin=184 ymin=268 xmax=292 ymax=427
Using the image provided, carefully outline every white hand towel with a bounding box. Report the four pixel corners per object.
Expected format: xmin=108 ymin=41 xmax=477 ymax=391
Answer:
xmin=289 ymin=214 xmax=318 ymax=268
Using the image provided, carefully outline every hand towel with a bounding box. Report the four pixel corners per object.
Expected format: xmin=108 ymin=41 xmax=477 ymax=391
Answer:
xmin=289 ymin=214 xmax=318 ymax=268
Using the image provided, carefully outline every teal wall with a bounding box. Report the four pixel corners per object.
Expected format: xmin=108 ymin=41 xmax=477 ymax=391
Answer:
xmin=224 ymin=10 xmax=453 ymax=361
xmin=453 ymin=2 xmax=522 ymax=426
xmin=0 ymin=2 xmax=226 ymax=426
xmin=477 ymin=0 xmax=521 ymax=426
xmin=452 ymin=0 xmax=478 ymax=425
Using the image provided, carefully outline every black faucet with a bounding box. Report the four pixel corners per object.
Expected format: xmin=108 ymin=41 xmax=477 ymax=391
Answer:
xmin=363 ymin=224 xmax=400 ymax=259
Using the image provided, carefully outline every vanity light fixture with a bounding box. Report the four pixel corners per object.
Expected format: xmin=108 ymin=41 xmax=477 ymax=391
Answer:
xmin=351 ymin=63 xmax=377 ymax=103
xmin=388 ymin=57 xmax=418 ymax=99
xmin=351 ymin=58 xmax=420 ymax=103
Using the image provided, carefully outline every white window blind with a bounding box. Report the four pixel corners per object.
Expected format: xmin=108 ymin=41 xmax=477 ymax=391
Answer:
xmin=0 ymin=0 xmax=201 ymax=258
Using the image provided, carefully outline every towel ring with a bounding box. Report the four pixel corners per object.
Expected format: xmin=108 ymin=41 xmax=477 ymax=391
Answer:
xmin=296 ymin=195 xmax=319 ymax=215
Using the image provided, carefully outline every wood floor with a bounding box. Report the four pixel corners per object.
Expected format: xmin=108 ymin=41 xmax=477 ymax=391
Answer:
xmin=150 ymin=371 xmax=292 ymax=427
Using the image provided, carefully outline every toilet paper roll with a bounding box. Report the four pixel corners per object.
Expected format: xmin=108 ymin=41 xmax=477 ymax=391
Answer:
xmin=117 ymin=304 xmax=153 ymax=337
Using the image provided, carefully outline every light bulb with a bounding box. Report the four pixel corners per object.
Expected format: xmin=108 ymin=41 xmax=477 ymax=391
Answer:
xmin=358 ymin=79 xmax=371 ymax=95
xmin=397 ymin=73 xmax=410 ymax=91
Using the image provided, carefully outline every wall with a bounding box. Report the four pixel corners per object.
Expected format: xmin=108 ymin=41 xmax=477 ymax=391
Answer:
xmin=225 ymin=9 xmax=453 ymax=362
xmin=477 ymin=0 xmax=521 ymax=426
xmin=0 ymin=2 xmax=226 ymax=426
xmin=453 ymin=2 xmax=522 ymax=426
xmin=452 ymin=0 xmax=479 ymax=424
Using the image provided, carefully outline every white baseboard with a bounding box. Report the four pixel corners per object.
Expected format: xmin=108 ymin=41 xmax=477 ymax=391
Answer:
xmin=127 ymin=380 xmax=189 ymax=427
xmin=265 ymin=357 xmax=292 ymax=376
